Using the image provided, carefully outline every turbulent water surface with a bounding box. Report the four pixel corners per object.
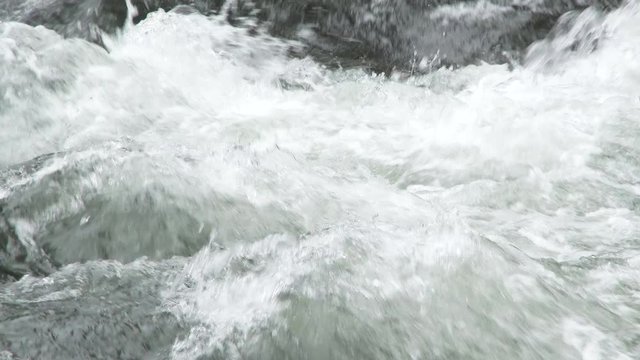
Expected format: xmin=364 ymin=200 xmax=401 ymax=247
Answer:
xmin=1 ymin=0 xmax=640 ymax=359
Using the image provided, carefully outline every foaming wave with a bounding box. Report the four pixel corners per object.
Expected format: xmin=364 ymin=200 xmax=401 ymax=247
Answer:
xmin=1 ymin=2 xmax=640 ymax=359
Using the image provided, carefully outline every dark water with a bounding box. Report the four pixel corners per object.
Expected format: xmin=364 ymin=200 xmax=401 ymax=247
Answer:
xmin=1 ymin=0 xmax=639 ymax=359
xmin=0 ymin=0 xmax=623 ymax=69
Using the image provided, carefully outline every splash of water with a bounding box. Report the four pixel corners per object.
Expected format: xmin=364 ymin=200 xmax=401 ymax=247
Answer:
xmin=1 ymin=1 xmax=639 ymax=359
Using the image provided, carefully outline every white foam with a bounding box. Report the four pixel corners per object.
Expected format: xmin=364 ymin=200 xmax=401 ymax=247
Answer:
xmin=1 ymin=3 xmax=639 ymax=358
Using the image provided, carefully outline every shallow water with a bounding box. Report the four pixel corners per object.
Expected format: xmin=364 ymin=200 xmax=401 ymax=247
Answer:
xmin=0 ymin=1 xmax=639 ymax=359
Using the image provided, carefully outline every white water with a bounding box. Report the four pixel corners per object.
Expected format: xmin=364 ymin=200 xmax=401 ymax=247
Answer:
xmin=1 ymin=2 xmax=639 ymax=359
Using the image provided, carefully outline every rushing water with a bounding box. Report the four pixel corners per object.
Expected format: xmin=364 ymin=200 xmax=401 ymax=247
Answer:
xmin=1 ymin=0 xmax=639 ymax=359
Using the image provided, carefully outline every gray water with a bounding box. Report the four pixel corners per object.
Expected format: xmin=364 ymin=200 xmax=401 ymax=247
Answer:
xmin=1 ymin=1 xmax=639 ymax=359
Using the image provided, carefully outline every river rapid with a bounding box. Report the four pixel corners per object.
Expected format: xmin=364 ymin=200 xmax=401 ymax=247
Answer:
xmin=0 ymin=1 xmax=639 ymax=359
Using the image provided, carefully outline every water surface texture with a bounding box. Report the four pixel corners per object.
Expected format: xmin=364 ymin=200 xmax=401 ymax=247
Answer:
xmin=1 ymin=1 xmax=639 ymax=359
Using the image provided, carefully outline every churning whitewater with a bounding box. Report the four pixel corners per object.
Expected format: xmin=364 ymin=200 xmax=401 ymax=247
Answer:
xmin=1 ymin=0 xmax=639 ymax=359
